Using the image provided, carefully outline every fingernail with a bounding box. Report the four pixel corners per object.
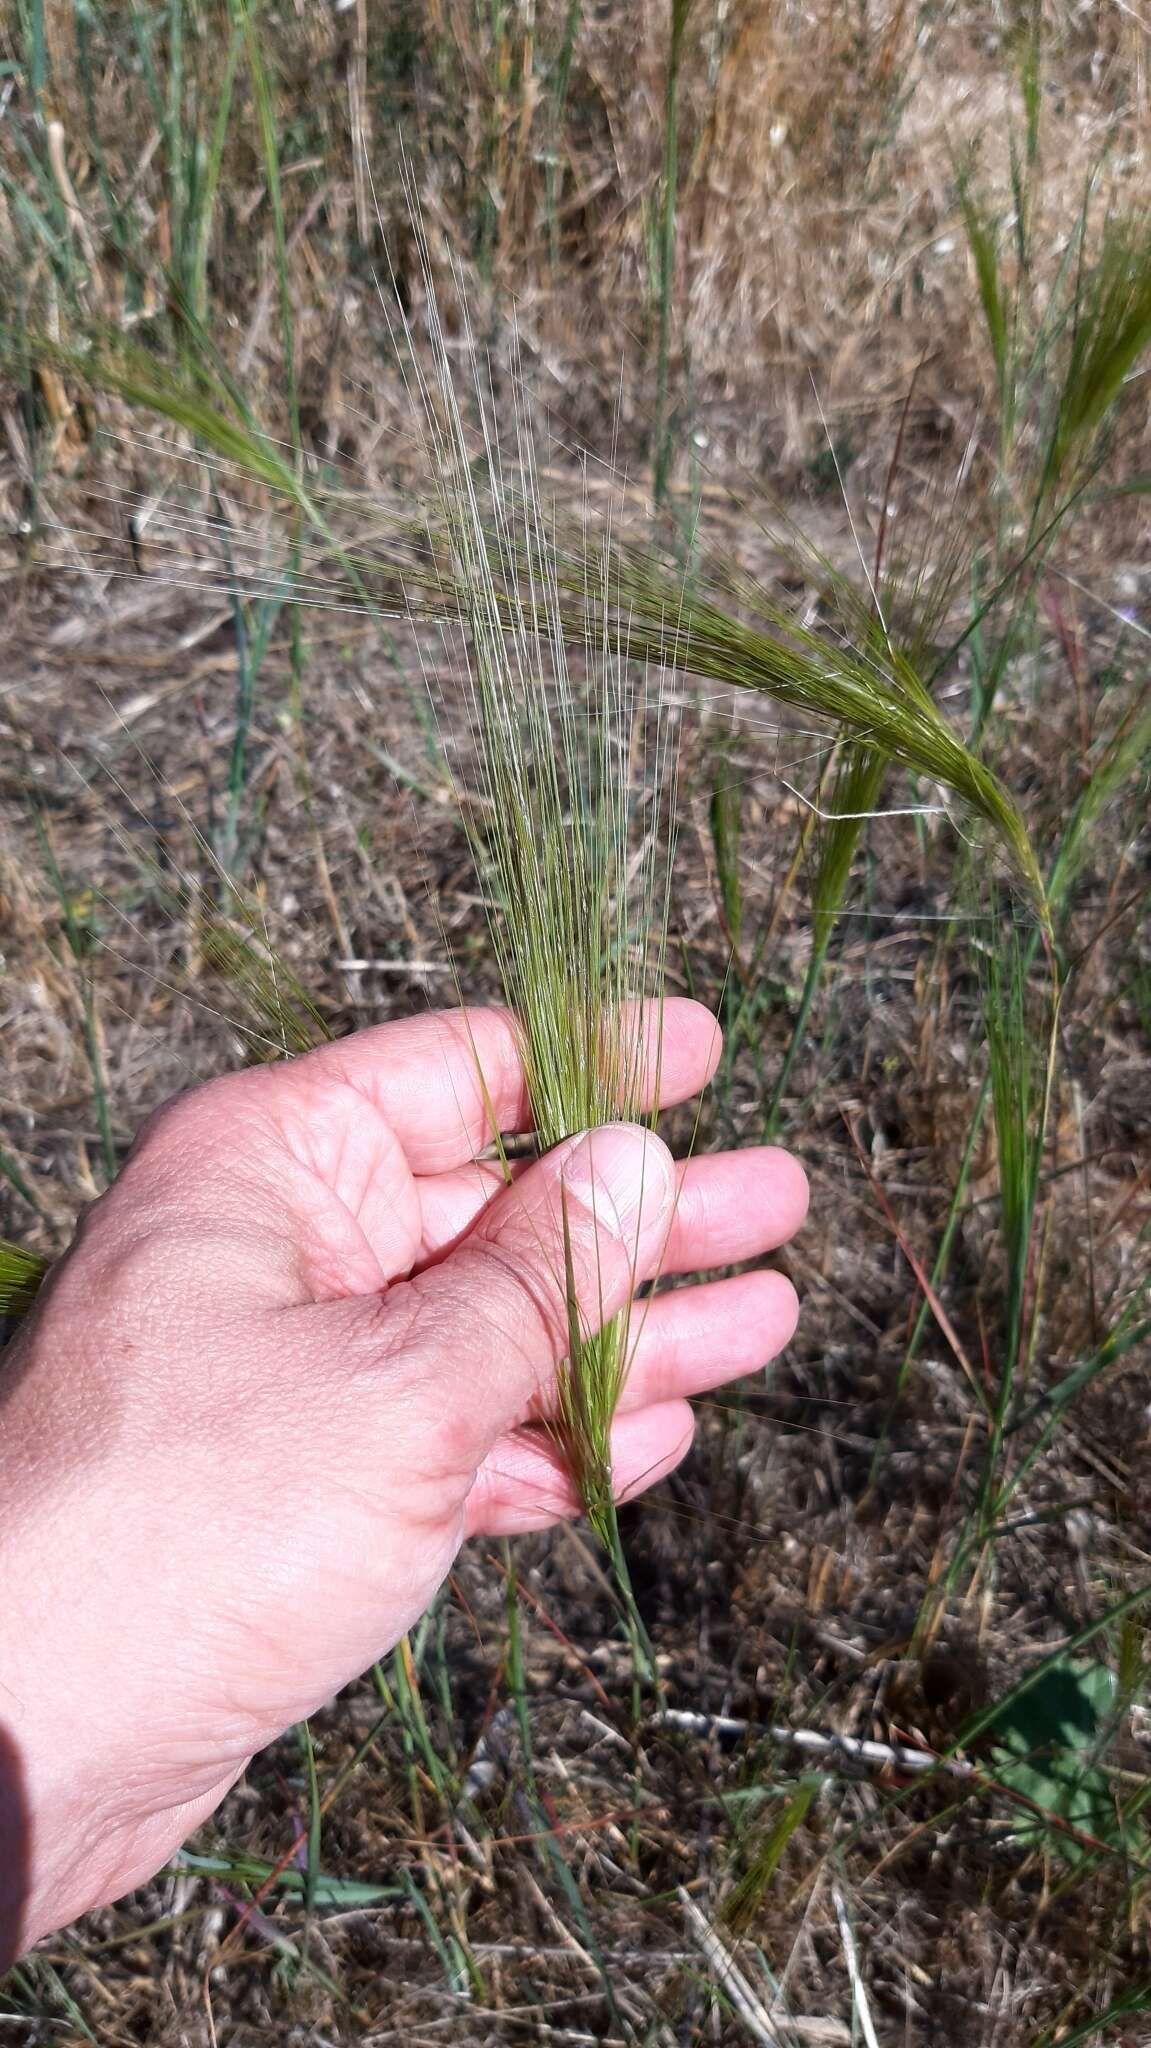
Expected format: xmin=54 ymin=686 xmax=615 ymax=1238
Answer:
xmin=555 ymin=1124 xmax=674 ymax=1242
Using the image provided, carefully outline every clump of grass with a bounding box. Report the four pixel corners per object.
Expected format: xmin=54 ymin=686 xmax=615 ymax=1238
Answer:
xmin=197 ymin=902 xmax=333 ymax=1058
xmin=408 ymin=290 xmax=677 ymax=1548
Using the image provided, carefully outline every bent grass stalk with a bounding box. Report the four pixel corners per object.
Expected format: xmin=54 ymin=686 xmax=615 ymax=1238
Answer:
xmin=556 ymin=537 xmax=1049 ymax=927
xmin=2 ymin=323 xmax=1048 ymax=920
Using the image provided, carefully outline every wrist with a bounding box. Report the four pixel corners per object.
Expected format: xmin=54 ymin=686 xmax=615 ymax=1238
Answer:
xmin=1 ymin=1508 xmax=240 ymax=1957
xmin=1 ymin=1393 xmax=253 ymax=1959
xmin=1 ymin=1473 xmax=122 ymax=1957
xmin=2 ymin=1346 xmax=165 ymax=1954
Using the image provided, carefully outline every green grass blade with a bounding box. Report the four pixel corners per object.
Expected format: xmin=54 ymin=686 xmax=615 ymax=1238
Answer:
xmin=723 ymin=1775 xmax=822 ymax=1935
xmin=957 ymin=169 xmax=1011 ymax=410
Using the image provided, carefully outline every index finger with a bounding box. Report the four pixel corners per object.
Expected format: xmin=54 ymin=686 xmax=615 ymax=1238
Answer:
xmin=283 ymin=998 xmax=722 ymax=1174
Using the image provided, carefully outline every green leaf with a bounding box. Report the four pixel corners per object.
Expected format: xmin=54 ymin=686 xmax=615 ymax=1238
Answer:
xmin=986 ymin=1657 xmax=1120 ymax=1861
xmin=957 ymin=172 xmax=1010 ymax=402
xmin=708 ymin=746 xmax=743 ymax=948
xmin=173 ymin=1850 xmax=400 ymax=1908
xmin=1030 ymin=1983 xmax=1151 ymax=2048
xmin=991 ymin=1654 xmax=1116 ymax=1754
xmin=810 ymin=742 xmax=888 ymax=956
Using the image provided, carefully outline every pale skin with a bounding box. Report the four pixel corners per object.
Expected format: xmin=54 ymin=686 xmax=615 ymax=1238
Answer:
xmin=0 ymin=999 xmax=807 ymax=1960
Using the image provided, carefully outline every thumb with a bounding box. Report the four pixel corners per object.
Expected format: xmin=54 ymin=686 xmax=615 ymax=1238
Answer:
xmin=337 ymin=1122 xmax=678 ymax=1485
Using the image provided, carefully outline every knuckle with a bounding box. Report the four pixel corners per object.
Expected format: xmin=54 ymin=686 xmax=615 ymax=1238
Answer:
xmin=124 ymin=1084 xmax=223 ymax=1179
xmin=124 ymin=1087 xmax=197 ymax=1164
xmin=124 ymin=1070 xmax=278 ymax=1198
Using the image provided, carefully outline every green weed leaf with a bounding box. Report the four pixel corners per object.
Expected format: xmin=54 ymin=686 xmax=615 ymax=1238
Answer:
xmin=987 ymin=1657 xmax=1120 ymax=1861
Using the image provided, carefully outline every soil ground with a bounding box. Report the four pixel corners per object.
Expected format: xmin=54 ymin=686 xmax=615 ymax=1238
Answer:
xmin=2 ymin=3 xmax=1150 ymax=2041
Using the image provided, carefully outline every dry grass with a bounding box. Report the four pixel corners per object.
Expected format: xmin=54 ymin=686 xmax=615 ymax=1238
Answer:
xmin=2 ymin=2 xmax=1151 ymax=2042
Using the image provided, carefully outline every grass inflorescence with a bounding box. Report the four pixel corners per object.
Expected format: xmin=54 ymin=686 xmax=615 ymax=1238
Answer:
xmin=405 ymin=276 xmax=679 ymax=1551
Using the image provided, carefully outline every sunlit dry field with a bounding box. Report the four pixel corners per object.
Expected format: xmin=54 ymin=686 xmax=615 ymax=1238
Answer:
xmin=2 ymin=2 xmax=1151 ymax=2041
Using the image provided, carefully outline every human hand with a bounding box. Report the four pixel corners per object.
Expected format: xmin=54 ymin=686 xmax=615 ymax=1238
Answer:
xmin=0 ymin=1001 xmax=807 ymax=1954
